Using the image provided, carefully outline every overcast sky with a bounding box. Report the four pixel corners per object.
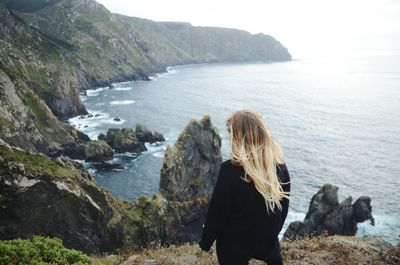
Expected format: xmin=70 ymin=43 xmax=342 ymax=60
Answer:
xmin=96 ymin=0 xmax=400 ymax=58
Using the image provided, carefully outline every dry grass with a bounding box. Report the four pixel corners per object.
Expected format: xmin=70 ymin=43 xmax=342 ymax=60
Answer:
xmin=109 ymin=236 xmax=399 ymax=265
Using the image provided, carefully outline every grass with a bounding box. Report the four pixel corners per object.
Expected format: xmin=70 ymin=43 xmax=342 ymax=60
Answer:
xmin=0 ymin=116 xmax=16 ymax=131
xmin=23 ymin=91 xmax=55 ymax=141
xmin=0 ymin=144 xmax=78 ymax=178
xmin=0 ymin=236 xmax=90 ymax=265
xmin=24 ymin=65 xmax=60 ymax=97
xmin=98 ymin=236 xmax=400 ymax=265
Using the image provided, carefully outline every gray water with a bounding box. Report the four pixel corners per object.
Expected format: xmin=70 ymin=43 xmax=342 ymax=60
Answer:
xmin=69 ymin=51 xmax=400 ymax=244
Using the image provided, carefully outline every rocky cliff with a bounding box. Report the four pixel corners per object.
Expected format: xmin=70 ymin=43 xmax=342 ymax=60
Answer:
xmin=159 ymin=115 xmax=222 ymax=243
xmin=0 ymin=0 xmax=291 ymax=154
xmin=0 ymin=115 xmax=221 ymax=253
xmin=0 ymin=139 xmax=122 ymax=253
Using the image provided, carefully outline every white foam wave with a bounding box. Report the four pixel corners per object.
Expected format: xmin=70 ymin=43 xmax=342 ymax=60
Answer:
xmin=112 ymin=81 xmax=131 ymax=87
xmin=143 ymin=143 xmax=166 ymax=158
xmin=113 ymin=87 xmax=132 ymax=91
xmin=356 ymin=214 xmax=400 ymax=245
xmin=68 ymin=110 xmax=126 ymax=139
xmin=86 ymin=87 xmax=109 ymax=97
xmin=110 ymin=100 xmax=135 ymax=105
xmin=156 ymin=67 xmax=178 ymax=78
xmin=152 ymin=152 xmax=164 ymax=158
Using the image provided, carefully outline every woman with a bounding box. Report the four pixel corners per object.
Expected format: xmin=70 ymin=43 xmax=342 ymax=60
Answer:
xmin=199 ymin=110 xmax=291 ymax=265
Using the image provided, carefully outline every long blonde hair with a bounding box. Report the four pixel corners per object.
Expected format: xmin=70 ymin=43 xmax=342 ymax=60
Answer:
xmin=226 ymin=110 xmax=289 ymax=213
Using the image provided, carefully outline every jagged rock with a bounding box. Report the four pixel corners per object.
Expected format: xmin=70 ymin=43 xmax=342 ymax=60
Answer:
xmin=159 ymin=114 xmax=222 ymax=243
xmin=353 ymin=196 xmax=375 ymax=225
xmin=284 ymin=184 xmax=375 ymax=239
xmin=84 ymin=140 xmax=114 ymax=162
xmin=0 ymin=142 xmax=124 ymax=253
xmin=135 ymin=123 xmax=165 ymax=143
xmin=102 ymin=128 xmax=146 ymax=153
xmin=94 ymin=161 xmax=124 ymax=171
xmin=113 ymin=117 xmax=121 ymax=122
xmin=107 ymin=115 xmax=222 ymax=248
xmin=59 ymin=142 xmax=87 ymax=160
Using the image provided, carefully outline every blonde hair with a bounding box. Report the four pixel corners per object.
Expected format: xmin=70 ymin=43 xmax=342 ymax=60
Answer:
xmin=226 ymin=110 xmax=289 ymax=213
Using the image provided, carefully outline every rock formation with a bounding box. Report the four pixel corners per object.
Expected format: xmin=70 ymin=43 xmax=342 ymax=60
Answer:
xmin=135 ymin=123 xmax=165 ymax=144
xmin=93 ymin=161 xmax=124 ymax=171
xmin=159 ymin=115 xmax=222 ymax=243
xmin=84 ymin=140 xmax=114 ymax=162
xmin=99 ymin=126 xmax=165 ymax=154
xmin=99 ymin=128 xmax=146 ymax=154
xmin=284 ymin=184 xmax=375 ymax=239
xmin=0 ymin=140 xmax=123 ymax=253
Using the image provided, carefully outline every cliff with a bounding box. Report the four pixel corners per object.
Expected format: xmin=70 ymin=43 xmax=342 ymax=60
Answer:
xmin=0 ymin=115 xmax=222 ymax=253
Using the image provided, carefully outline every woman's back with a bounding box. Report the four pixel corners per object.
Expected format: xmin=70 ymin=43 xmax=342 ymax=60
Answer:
xmin=223 ymin=160 xmax=290 ymax=245
xmin=199 ymin=159 xmax=290 ymax=262
xmin=199 ymin=110 xmax=291 ymax=265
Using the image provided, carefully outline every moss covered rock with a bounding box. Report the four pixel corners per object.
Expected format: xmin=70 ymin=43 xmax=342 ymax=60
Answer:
xmin=84 ymin=140 xmax=114 ymax=162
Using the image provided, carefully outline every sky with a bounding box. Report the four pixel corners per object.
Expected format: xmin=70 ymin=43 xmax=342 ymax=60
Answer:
xmin=96 ymin=0 xmax=400 ymax=58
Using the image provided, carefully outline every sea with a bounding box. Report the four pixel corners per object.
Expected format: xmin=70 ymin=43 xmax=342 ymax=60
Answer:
xmin=69 ymin=50 xmax=400 ymax=245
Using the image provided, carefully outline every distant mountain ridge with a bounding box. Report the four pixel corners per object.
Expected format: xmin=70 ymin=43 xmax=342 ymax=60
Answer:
xmin=0 ymin=0 xmax=291 ymax=155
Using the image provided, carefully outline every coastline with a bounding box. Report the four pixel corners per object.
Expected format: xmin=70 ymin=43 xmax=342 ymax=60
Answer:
xmin=67 ymin=61 xmax=399 ymax=246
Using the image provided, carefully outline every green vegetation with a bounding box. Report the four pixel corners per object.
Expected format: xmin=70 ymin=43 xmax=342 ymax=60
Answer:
xmin=23 ymin=91 xmax=55 ymax=141
xmin=25 ymin=65 xmax=58 ymax=96
xmin=0 ymin=144 xmax=78 ymax=178
xmin=0 ymin=116 xmax=15 ymax=131
xmin=0 ymin=236 xmax=90 ymax=265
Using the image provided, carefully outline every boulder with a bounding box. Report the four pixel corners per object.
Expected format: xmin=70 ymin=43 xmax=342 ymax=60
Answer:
xmin=102 ymin=128 xmax=146 ymax=153
xmin=59 ymin=142 xmax=87 ymax=160
xmin=284 ymin=184 xmax=375 ymax=239
xmin=94 ymin=161 xmax=124 ymax=171
xmin=84 ymin=140 xmax=114 ymax=162
xmin=135 ymin=123 xmax=165 ymax=143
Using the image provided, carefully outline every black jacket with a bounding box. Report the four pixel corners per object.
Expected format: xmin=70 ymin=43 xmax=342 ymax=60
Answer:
xmin=199 ymin=159 xmax=290 ymax=254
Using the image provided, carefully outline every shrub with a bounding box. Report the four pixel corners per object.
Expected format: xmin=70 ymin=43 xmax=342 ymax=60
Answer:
xmin=0 ymin=236 xmax=90 ymax=265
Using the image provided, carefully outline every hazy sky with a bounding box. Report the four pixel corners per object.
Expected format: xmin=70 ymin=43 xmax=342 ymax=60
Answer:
xmin=96 ymin=0 xmax=400 ymax=58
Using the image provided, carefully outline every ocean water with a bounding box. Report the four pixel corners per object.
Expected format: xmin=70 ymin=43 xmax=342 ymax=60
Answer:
xmin=69 ymin=51 xmax=400 ymax=244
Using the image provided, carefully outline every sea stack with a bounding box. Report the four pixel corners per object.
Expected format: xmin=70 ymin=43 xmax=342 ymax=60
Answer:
xmin=284 ymin=184 xmax=375 ymax=239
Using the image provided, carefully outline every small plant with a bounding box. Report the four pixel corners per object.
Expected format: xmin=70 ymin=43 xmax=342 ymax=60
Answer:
xmin=0 ymin=236 xmax=91 ymax=265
